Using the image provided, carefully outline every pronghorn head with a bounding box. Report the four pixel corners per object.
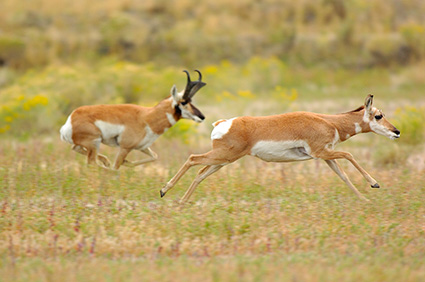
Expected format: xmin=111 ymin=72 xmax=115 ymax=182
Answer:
xmin=171 ymin=70 xmax=206 ymax=123
xmin=363 ymin=94 xmax=400 ymax=140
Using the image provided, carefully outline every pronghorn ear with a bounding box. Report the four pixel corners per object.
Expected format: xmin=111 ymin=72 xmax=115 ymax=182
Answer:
xmin=170 ymin=85 xmax=179 ymax=105
xmin=364 ymin=94 xmax=374 ymax=113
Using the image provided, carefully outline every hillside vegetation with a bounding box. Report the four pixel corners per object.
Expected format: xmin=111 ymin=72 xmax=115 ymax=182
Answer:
xmin=0 ymin=0 xmax=424 ymax=69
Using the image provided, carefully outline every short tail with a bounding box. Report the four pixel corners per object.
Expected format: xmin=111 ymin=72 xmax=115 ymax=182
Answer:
xmin=212 ymin=119 xmax=226 ymax=127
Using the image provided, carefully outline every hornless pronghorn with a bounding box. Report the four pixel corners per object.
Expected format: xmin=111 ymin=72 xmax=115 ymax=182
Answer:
xmin=160 ymin=95 xmax=400 ymax=203
xmin=60 ymin=70 xmax=206 ymax=170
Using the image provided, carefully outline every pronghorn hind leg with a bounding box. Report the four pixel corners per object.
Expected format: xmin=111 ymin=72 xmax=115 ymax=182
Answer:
xmin=112 ymin=148 xmax=131 ymax=170
xmin=72 ymin=145 xmax=111 ymax=168
xmin=180 ymin=164 xmax=224 ymax=203
xmin=160 ymin=155 xmax=198 ymax=198
xmin=325 ymin=160 xmax=369 ymax=202
xmin=122 ymin=148 xmax=158 ymax=167
xmin=160 ymin=148 xmax=240 ymax=198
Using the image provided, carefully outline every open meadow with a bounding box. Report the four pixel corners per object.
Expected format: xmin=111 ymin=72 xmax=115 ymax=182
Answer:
xmin=1 ymin=62 xmax=425 ymax=281
xmin=1 ymin=0 xmax=425 ymax=281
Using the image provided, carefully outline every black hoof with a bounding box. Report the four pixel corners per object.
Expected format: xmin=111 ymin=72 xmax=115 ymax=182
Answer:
xmin=160 ymin=190 xmax=165 ymax=198
xmin=371 ymin=183 xmax=380 ymax=189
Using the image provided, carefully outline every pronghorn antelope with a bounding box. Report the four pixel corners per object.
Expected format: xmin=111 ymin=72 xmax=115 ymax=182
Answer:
xmin=160 ymin=95 xmax=400 ymax=203
xmin=60 ymin=70 xmax=206 ymax=170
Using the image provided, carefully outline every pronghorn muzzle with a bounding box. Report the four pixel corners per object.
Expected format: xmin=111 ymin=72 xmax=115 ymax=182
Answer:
xmin=393 ymin=128 xmax=401 ymax=138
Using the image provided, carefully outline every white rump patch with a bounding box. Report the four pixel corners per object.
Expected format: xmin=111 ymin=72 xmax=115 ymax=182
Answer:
xmin=60 ymin=114 xmax=74 ymax=144
xmin=250 ymin=140 xmax=313 ymax=162
xmin=211 ymin=118 xmax=237 ymax=140
xmin=94 ymin=120 xmax=125 ymax=147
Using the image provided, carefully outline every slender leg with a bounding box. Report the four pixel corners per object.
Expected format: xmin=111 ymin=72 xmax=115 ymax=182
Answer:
xmin=342 ymin=153 xmax=380 ymax=188
xmin=122 ymin=148 xmax=158 ymax=167
xmin=160 ymin=148 xmax=242 ymax=198
xmin=160 ymin=156 xmax=199 ymax=197
xmin=316 ymin=150 xmax=379 ymax=188
xmin=112 ymin=148 xmax=131 ymax=170
xmin=180 ymin=165 xmax=224 ymax=203
xmin=325 ymin=160 xmax=369 ymax=201
xmin=79 ymin=139 xmax=101 ymax=166
xmin=72 ymin=145 xmax=111 ymax=168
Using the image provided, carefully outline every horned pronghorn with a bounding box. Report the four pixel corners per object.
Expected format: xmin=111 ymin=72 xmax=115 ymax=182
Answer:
xmin=60 ymin=70 xmax=206 ymax=170
xmin=160 ymin=94 xmax=400 ymax=203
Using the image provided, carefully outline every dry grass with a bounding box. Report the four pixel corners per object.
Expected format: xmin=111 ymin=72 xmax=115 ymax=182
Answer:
xmin=0 ymin=57 xmax=424 ymax=280
xmin=0 ymin=134 xmax=424 ymax=281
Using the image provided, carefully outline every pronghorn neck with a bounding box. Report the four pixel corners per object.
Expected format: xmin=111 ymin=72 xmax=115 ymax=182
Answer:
xmin=325 ymin=109 xmax=371 ymax=142
xmin=145 ymin=97 xmax=182 ymax=135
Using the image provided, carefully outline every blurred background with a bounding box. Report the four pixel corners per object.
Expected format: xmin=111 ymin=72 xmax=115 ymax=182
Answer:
xmin=0 ymin=0 xmax=424 ymax=157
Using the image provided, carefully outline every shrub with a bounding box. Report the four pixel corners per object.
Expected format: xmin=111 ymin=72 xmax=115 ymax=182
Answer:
xmin=0 ymin=36 xmax=25 ymax=67
xmin=400 ymin=23 xmax=425 ymax=61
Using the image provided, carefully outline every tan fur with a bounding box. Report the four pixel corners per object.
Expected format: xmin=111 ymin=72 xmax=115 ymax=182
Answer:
xmin=62 ymin=97 xmax=203 ymax=170
xmin=160 ymin=95 xmax=400 ymax=203
xmin=61 ymin=70 xmax=206 ymax=170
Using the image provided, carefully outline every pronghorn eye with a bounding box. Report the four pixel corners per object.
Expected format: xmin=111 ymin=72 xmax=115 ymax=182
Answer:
xmin=375 ymin=115 xmax=383 ymax=120
xmin=181 ymin=101 xmax=188 ymax=106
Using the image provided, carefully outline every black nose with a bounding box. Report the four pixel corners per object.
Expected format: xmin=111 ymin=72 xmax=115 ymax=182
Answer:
xmin=394 ymin=129 xmax=400 ymax=135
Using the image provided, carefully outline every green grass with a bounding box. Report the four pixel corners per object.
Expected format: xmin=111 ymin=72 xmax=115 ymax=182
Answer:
xmin=0 ymin=136 xmax=424 ymax=281
xmin=1 ymin=55 xmax=424 ymax=281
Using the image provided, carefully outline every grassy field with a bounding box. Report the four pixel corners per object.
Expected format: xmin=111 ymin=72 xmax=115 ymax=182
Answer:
xmin=1 ymin=84 xmax=425 ymax=281
xmin=1 ymin=0 xmax=425 ymax=280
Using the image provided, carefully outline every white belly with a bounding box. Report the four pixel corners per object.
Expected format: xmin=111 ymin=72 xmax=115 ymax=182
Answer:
xmin=250 ymin=140 xmax=313 ymax=162
xmin=135 ymin=125 xmax=159 ymax=150
xmin=94 ymin=120 xmax=125 ymax=147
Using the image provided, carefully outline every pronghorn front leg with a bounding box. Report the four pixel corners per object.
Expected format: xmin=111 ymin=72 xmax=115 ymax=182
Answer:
xmin=325 ymin=160 xmax=369 ymax=202
xmin=318 ymin=150 xmax=379 ymax=188
xmin=122 ymin=148 xmax=158 ymax=167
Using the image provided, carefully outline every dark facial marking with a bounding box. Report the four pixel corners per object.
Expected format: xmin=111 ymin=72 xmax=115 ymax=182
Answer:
xmin=190 ymin=104 xmax=205 ymax=120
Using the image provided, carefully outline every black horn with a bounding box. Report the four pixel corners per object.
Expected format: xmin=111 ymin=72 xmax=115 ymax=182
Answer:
xmin=195 ymin=69 xmax=202 ymax=81
xmin=182 ymin=70 xmax=193 ymax=101
xmin=183 ymin=70 xmax=192 ymax=84
xmin=188 ymin=70 xmax=206 ymax=99
xmin=182 ymin=70 xmax=206 ymax=101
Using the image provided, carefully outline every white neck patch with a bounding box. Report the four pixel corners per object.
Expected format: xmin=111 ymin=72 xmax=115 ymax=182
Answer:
xmin=354 ymin=122 xmax=362 ymax=134
xmin=166 ymin=112 xmax=177 ymax=126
